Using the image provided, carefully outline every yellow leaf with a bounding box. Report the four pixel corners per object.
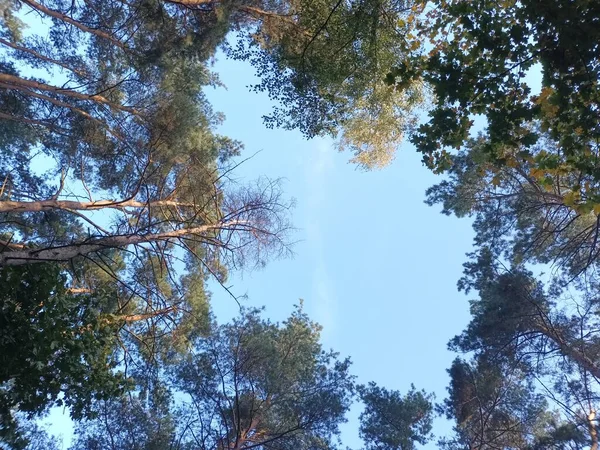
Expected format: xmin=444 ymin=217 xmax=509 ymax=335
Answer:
xmin=506 ymin=157 xmax=518 ymax=168
xmin=536 ymin=87 xmax=554 ymax=105
xmin=563 ymin=191 xmax=580 ymax=207
xmin=530 ymin=168 xmax=545 ymax=179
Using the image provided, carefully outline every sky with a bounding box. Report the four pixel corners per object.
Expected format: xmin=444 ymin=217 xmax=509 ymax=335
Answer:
xmin=202 ymin=54 xmax=475 ymax=448
xmin=42 ymin=52 xmax=476 ymax=449
xmin=9 ymin=3 xmax=548 ymax=446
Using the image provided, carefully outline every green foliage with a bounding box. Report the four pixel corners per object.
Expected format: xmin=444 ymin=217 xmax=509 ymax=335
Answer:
xmin=413 ymin=0 xmax=600 ymax=283
xmin=438 ymin=252 xmax=600 ymax=449
xmin=439 ymin=357 xmax=574 ymax=450
xmin=0 ymin=265 xmax=126 ymax=447
xmin=0 ymin=0 xmax=23 ymax=40
xmin=392 ymin=1 xmax=600 ymax=448
xmin=69 ymin=306 xmax=355 ymax=450
xmin=0 ymin=0 xmax=293 ymax=423
xmin=231 ymin=0 xmax=424 ymax=169
xmin=173 ymin=306 xmax=354 ymax=450
xmin=425 ymin=136 xmax=600 ymax=282
xmin=1 ymin=418 xmax=61 ymax=450
xmin=394 ymin=0 xmax=600 ymax=177
xmin=358 ymin=383 xmax=433 ymax=450
xmin=70 ymin=382 xmax=176 ymax=450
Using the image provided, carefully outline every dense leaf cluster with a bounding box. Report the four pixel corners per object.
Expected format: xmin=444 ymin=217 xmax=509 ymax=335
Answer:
xmin=3 ymin=0 xmax=600 ymax=449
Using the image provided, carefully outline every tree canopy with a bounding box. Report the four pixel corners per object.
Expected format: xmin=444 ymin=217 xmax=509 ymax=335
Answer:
xmin=0 ymin=0 xmax=423 ymax=426
xmin=358 ymin=383 xmax=433 ymax=450
xmin=4 ymin=0 xmax=600 ymax=449
xmin=68 ymin=307 xmax=356 ymax=450
xmin=398 ymin=1 xmax=600 ymax=448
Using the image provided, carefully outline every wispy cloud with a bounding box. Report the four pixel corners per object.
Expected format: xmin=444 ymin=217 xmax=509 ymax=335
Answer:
xmin=312 ymin=258 xmax=337 ymax=338
xmin=305 ymin=140 xmax=337 ymax=337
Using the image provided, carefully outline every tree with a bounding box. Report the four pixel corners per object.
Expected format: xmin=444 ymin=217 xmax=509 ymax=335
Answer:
xmin=439 ymin=356 xmax=586 ymax=450
xmin=387 ymin=0 xmax=600 ymax=280
xmin=0 ymin=264 xmax=126 ymax=447
xmin=0 ymin=418 xmax=61 ymax=450
xmin=0 ymin=176 xmax=290 ymax=442
xmin=438 ymin=252 xmax=600 ymax=450
xmin=419 ymin=65 xmax=600 ymax=446
xmin=229 ymin=0 xmax=425 ymax=168
xmin=69 ymin=306 xmax=355 ymax=450
xmin=69 ymin=378 xmax=176 ymax=450
xmin=2 ymin=0 xmax=297 ymax=401
xmin=386 ymin=0 xmax=600 ymax=174
xmin=358 ymin=383 xmax=433 ymax=450
xmin=1 ymin=0 xmax=294 ymax=398
xmin=1 ymin=0 xmax=424 ymax=440
xmin=370 ymin=1 xmax=600 ymax=447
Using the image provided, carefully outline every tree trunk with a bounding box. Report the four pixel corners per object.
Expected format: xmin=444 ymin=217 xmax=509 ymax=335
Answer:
xmin=0 ymin=220 xmax=246 ymax=265
xmin=534 ymin=321 xmax=600 ymax=379
xmin=589 ymin=410 xmax=598 ymax=450
xmin=118 ymin=306 xmax=178 ymax=323
xmin=0 ymin=73 xmax=139 ymax=115
xmin=67 ymin=288 xmax=93 ymax=294
xmin=0 ymin=198 xmax=194 ymax=213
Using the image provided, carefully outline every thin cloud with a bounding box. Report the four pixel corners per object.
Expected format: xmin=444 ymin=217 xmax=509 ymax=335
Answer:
xmin=305 ymin=139 xmax=338 ymax=336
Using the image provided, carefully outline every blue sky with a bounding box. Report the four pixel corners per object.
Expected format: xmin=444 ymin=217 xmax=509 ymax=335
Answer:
xmin=44 ymin=52 xmax=476 ymax=449
xmin=203 ymin=55 xmax=475 ymax=448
